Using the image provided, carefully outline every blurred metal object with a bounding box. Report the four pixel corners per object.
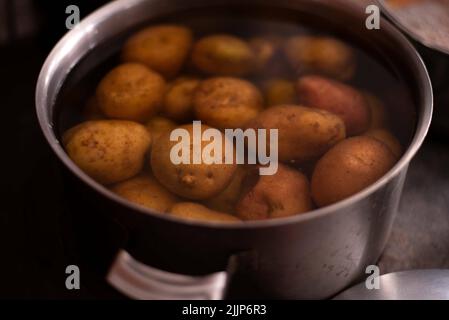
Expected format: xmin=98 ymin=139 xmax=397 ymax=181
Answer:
xmin=335 ymin=269 xmax=449 ymax=300
xmin=379 ymin=0 xmax=449 ymax=137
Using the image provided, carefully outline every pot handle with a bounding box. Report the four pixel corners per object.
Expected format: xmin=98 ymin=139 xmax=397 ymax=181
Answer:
xmin=107 ymin=250 xmax=229 ymax=300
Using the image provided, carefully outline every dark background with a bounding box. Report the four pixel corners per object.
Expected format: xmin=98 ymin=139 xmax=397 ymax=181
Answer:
xmin=1 ymin=0 xmax=448 ymax=299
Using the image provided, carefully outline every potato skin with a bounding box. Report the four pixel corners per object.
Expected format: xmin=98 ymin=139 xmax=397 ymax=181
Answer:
xmin=262 ymin=78 xmax=297 ymax=106
xmin=297 ymin=75 xmax=371 ymax=135
xmin=63 ymin=120 xmax=151 ymax=185
xmin=311 ymin=136 xmax=397 ymax=207
xmin=96 ymin=63 xmax=166 ymax=122
xmin=284 ymin=36 xmax=355 ymax=80
xmin=249 ymin=37 xmax=277 ymax=73
xmin=365 ymin=128 xmax=402 ymax=158
xmin=111 ymin=174 xmax=179 ymax=213
xmin=122 ymin=25 xmax=193 ymax=78
xmin=245 ymin=105 xmax=346 ymax=163
xmin=145 ymin=116 xmax=176 ymax=140
xmin=203 ymin=165 xmax=246 ymax=214
xmin=191 ymin=35 xmax=255 ymax=76
xmin=194 ymin=77 xmax=263 ymax=128
xmin=163 ymin=76 xmax=200 ymax=122
xmin=150 ymin=123 xmax=237 ymax=200
xmin=170 ymin=202 xmax=240 ymax=223
xmin=236 ymin=164 xmax=312 ymax=220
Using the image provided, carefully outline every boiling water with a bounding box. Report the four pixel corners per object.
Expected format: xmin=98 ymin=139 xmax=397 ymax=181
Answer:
xmin=55 ymin=6 xmax=417 ymax=147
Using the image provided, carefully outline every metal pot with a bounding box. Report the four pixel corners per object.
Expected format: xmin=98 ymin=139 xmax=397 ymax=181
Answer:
xmin=35 ymin=0 xmax=432 ymax=299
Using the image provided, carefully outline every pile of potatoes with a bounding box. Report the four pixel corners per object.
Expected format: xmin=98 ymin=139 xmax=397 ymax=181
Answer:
xmin=64 ymin=24 xmax=402 ymax=223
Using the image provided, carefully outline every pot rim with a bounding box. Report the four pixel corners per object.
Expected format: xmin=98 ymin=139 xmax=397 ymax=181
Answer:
xmin=35 ymin=0 xmax=433 ymax=230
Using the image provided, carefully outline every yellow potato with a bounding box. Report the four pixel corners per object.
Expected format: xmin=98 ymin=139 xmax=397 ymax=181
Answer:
xmin=203 ymin=166 xmax=246 ymax=214
xmin=145 ymin=116 xmax=176 ymax=140
xmin=236 ymin=164 xmax=312 ymax=220
xmin=262 ymin=78 xmax=297 ymax=106
xmin=365 ymin=129 xmax=402 ymax=158
xmin=111 ymin=174 xmax=179 ymax=212
xmin=194 ymin=77 xmax=264 ymax=129
xmin=311 ymin=136 xmax=397 ymax=207
xmin=63 ymin=120 xmax=151 ymax=185
xmin=150 ymin=123 xmax=237 ymax=200
xmin=96 ymin=63 xmax=166 ymax=122
xmin=245 ymin=105 xmax=346 ymax=163
xmin=297 ymin=75 xmax=371 ymax=136
xmin=163 ymin=76 xmax=200 ymax=122
xmin=169 ymin=202 xmax=240 ymax=223
xmin=122 ymin=25 xmax=193 ymax=78
xmin=249 ymin=37 xmax=277 ymax=72
xmin=191 ymin=34 xmax=255 ymax=76
xmin=284 ymin=35 xmax=355 ymax=80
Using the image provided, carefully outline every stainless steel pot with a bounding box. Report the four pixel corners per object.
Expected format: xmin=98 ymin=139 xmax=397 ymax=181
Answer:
xmin=35 ymin=0 xmax=432 ymax=299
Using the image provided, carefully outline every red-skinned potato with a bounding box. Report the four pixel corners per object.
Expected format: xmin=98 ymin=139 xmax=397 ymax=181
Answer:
xmin=297 ymin=75 xmax=371 ymax=135
xmin=236 ymin=164 xmax=312 ymax=220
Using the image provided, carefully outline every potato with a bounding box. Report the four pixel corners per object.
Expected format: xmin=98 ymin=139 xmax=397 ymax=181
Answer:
xmin=249 ymin=37 xmax=277 ymax=72
xmin=194 ymin=77 xmax=263 ymax=129
xmin=203 ymin=166 xmax=246 ymax=214
xmin=145 ymin=116 xmax=176 ymax=140
xmin=96 ymin=63 xmax=166 ymax=122
xmin=191 ymin=35 xmax=255 ymax=76
xmin=150 ymin=123 xmax=237 ymax=200
xmin=364 ymin=92 xmax=387 ymax=129
xmin=83 ymin=95 xmax=104 ymax=120
xmin=262 ymin=78 xmax=297 ymax=106
xmin=163 ymin=76 xmax=200 ymax=122
xmin=63 ymin=120 xmax=151 ymax=185
xmin=122 ymin=25 xmax=193 ymax=78
xmin=311 ymin=136 xmax=397 ymax=207
xmin=169 ymin=202 xmax=240 ymax=223
xmin=245 ymin=105 xmax=346 ymax=163
xmin=297 ymin=75 xmax=371 ymax=135
xmin=284 ymin=35 xmax=355 ymax=80
xmin=365 ymin=129 xmax=402 ymax=158
xmin=236 ymin=164 xmax=312 ymax=220
xmin=111 ymin=174 xmax=179 ymax=212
